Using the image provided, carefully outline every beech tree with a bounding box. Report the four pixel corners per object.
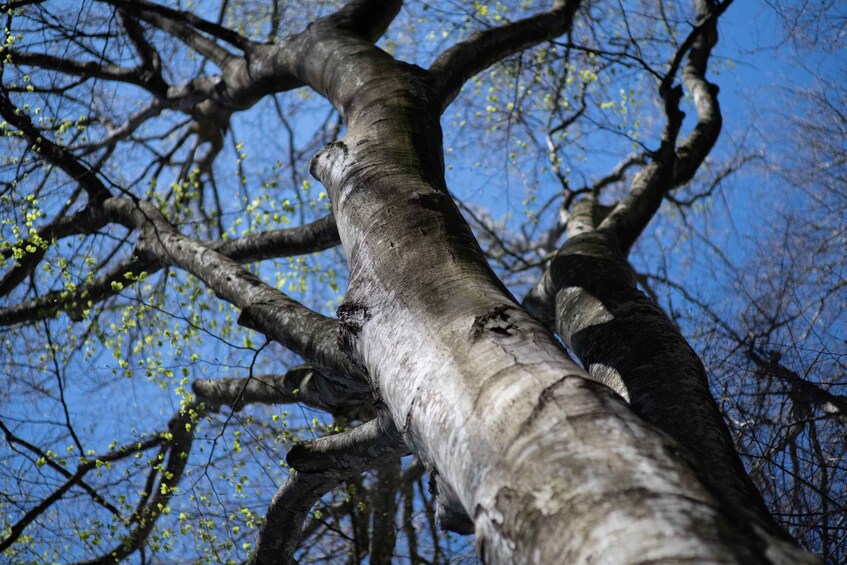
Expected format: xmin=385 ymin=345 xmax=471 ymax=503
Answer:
xmin=0 ymin=0 xmax=841 ymax=563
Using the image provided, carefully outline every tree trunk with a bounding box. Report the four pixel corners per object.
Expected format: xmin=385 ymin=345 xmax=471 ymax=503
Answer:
xmin=293 ymin=15 xmax=816 ymax=563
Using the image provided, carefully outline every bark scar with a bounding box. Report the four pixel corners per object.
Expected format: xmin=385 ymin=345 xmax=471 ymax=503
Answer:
xmin=336 ymin=301 xmax=371 ymax=372
xmin=470 ymin=305 xmax=518 ymax=340
xmin=310 ymin=140 xmax=349 ymax=182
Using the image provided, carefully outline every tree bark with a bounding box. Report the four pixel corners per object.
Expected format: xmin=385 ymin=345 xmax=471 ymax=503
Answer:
xmin=287 ymin=5 xmax=816 ymax=562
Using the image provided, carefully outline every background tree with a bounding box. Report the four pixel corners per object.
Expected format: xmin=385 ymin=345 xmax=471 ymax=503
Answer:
xmin=0 ymin=0 xmax=842 ymax=563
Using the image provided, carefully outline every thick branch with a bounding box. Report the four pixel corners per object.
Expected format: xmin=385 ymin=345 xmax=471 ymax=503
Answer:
xmin=429 ymin=0 xmax=581 ymax=111
xmin=247 ymin=471 xmax=341 ymax=565
xmin=118 ymin=11 xmax=169 ymax=96
xmin=323 ymin=0 xmax=403 ymax=43
xmin=369 ymin=458 xmax=401 ymax=564
xmin=286 ymin=413 xmax=406 ymax=473
xmin=209 ymin=214 xmax=339 ymax=263
xmin=535 ymin=228 xmax=793 ymax=541
xmin=192 ymin=365 xmax=373 ymax=418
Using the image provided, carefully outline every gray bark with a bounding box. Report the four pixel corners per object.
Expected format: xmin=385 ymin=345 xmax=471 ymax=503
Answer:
xmin=288 ymin=2 xmax=816 ymax=562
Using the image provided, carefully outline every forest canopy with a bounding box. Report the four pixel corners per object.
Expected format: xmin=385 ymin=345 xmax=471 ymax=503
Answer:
xmin=0 ymin=0 xmax=844 ymax=563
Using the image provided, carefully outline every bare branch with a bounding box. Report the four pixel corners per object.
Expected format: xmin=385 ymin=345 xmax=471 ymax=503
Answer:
xmin=248 ymin=471 xmax=341 ymax=565
xmin=598 ymin=0 xmax=729 ymax=252
xmin=749 ymin=351 xmax=847 ymax=416
xmin=10 ymin=51 xmax=157 ymax=90
xmin=0 ymin=421 xmax=165 ymax=553
xmin=105 ymin=0 xmax=254 ymax=52
xmin=192 ymin=365 xmax=374 ymax=418
xmin=118 ymin=7 xmax=237 ymax=68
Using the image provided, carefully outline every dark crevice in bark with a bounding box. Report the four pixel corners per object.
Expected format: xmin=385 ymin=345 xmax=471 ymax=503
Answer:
xmin=429 ymin=470 xmax=474 ymax=535
xmin=470 ymin=305 xmax=519 ymax=340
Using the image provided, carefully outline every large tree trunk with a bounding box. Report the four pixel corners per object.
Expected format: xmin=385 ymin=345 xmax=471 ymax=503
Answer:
xmin=294 ymin=10 xmax=815 ymax=563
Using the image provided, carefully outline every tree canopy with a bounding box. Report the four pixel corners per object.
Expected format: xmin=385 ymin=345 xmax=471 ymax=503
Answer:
xmin=0 ymin=0 xmax=844 ymax=563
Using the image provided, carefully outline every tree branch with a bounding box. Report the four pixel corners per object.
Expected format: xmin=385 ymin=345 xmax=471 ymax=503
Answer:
xmin=0 ymin=215 xmax=340 ymax=325
xmin=249 ymin=412 xmax=406 ymax=565
xmin=210 ymin=214 xmax=339 ymax=263
xmin=9 ymin=51 xmax=158 ymax=90
xmin=0 ymin=85 xmax=112 ymax=203
xmin=429 ymin=0 xmax=581 ymax=111
xmin=192 ymin=365 xmax=374 ymax=418
xmin=598 ymin=0 xmax=729 ymax=252
xmin=117 ymin=7 xmax=237 ymax=69
xmin=286 ymin=413 xmax=406 ymax=474
xmin=105 ymin=0 xmax=254 ymax=52
xmin=323 ymin=0 xmax=403 ymax=43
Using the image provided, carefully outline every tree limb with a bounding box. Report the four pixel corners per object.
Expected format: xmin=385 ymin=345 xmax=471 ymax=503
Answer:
xmin=249 ymin=412 xmax=406 ymax=565
xmin=192 ymin=365 xmax=374 ymax=419
xmin=598 ymin=0 xmax=730 ymax=252
xmin=429 ymin=0 xmax=581 ymax=111
xmin=104 ymin=0 xmax=254 ymax=52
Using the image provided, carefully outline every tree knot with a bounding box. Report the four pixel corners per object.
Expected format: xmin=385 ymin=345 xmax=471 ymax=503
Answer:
xmin=470 ymin=305 xmax=518 ymax=341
